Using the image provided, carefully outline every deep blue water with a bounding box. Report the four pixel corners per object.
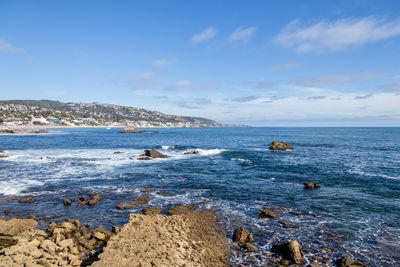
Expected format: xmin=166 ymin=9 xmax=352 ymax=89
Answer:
xmin=0 ymin=127 xmax=399 ymax=266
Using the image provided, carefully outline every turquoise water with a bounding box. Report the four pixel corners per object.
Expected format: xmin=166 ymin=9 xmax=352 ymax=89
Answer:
xmin=0 ymin=127 xmax=399 ymax=266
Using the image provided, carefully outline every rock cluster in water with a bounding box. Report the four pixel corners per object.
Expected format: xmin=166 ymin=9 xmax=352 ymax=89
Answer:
xmin=137 ymin=149 xmax=170 ymax=160
xmin=269 ymin=141 xmax=294 ymax=151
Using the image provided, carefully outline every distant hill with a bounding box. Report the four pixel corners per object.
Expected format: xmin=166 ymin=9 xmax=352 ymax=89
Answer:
xmin=0 ymin=100 xmax=224 ymax=127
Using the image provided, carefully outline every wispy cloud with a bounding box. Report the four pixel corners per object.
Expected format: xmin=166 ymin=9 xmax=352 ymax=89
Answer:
xmin=229 ymin=26 xmax=256 ymax=43
xmin=275 ymin=17 xmax=400 ymax=52
xmin=191 ymin=27 xmax=218 ymax=43
xmin=170 ymin=80 xmax=218 ymax=90
xmin=225 ymin=95 xmax=260 ymax=103
xmin=298 ymin=72 xmax=377 ymax=87
xmin=152 ymin=58 xmax=174 ymax=67
xmin=0 ymin=39 xmax=25 ymax=53
xmin=354 ymin=93 xmax=374 ymax=99
xmin=307 ymin=95 xmax=327 ymax=100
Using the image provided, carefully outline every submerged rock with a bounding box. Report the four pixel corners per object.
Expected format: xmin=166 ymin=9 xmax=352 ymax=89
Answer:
xmin=271 ymin=240 xmax=304 ymax=265
xmin=63 ymin=199 xmax=72 ymax=206
xmin=304 ymin=181 xmax=321 ymax=189
xmin=232 ymin=226 xmax=254 ymax=245
xmin=259 ymin=207 xmax=282 ymax=219
xmin=142 ymin=149 xmax=169 ymax=158
xmin=120 ymin=128 xmax=144 ymax=133
xmin=116 ymin=195 xmax=152 ymax=210
xmin=184 ymin=150 xmax=200 ymax=155
xmin=269 ymin=141 xmax=294 ymax=151
xmin=337 ymin=256 xmax=367 ymax=267
xmin=18 ymin=196 xmax=36 ymax=203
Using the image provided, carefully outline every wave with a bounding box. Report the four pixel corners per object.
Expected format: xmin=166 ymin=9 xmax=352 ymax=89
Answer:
xmin=186 ymin=148 xmax=226 ymax=156
xmin=230 ymin=157 xmax=253 ymax=165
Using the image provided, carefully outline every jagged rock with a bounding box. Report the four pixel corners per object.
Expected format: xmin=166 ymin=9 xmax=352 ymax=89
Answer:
xmin=337 ymin=256 xmax=367 ymax=267
xmin=259 ymin=207 xmax=282 ymax=219
xmin=271 ymin=240 xmax=304 ymax=265
xmin=168 ymin=204 xmax=195 ymax=215
xmin=141 ymin=149 xmax=169 ymax=158
xmin=116 ymin=195 xmax=152 ymax=210
xmin=63 ymin=199 xmax=72 ymax=206
xmin=18 ymin=196 xmax=36 ymax=203
xmin=0 ymin=218 xmax=38 ymax=236
xmin=304 ymin=181 xmax=321 ymax=189
xmin=0 ymin=236 xmax=18 ymax=249
xmin=92 ymin=232 xmax=106 ymax=241
xmin=269 ymin=141 xmax=294 ymax=151
xmin=232 ymin=227 xmax=254 ymax=244
xmin=143 ymin=207 xmax=162 ymax=215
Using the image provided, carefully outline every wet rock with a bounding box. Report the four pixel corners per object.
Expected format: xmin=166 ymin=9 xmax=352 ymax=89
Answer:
xmin=113 ymin=151 xmax=124 ymax=154
xmin=88 ymin=192 xmax=102 ymax=205
xmin=27 ymin=213 xmax=36 ymax=220
xmin=259 ymin=207 xmax=282 ymax=219
xmin=232 ymin=227 xmax=254 ymax=244
xmin=269 ymin=141 xmax=294 ymax=151
xmin=3 ymin=209 xmax=12 ymax=215
xmin=168 ymin=204 xmax=195 ymax=215
xmin=141 ymin=149 xmax=169 ymax=158
xmin=92 ymin=232 xmax=106 ymax=241
xmin=116 ymin=195 xmax=152 ymax=210
xmin=120 ymin=128 xmax=144 ymax=133
xmin=243 ymin=243 xmax=258 ymax=252
xmin=143 ymin=207 xmax=162 ymax=215
xmin=304 ymin=181 xmax=321 ymax=189
xmin=271 ymin=240 xmax=304 ymax=265
xmin=63 ymin=199 xmax=72 ymax=206
xmin=184 ymin=150 xmax=200 ymax=155
xmin=0 ymin=196 xmax=17 ymax=204
xmin=112 ymin=226 xmax=121 ymax=234
xmin=77 ymin=196 xmax=89 ymax=205
xmin=337 ymin=256 xmax=367 ymax=267
xmin=0 ymin=150 xmax=8 ymax=158
xmin=321 ymin=247 xmax=333 ymax=254
xmin=18 ymin=196 xmax=36 ymax=203
xmin=279 ymin=220 xmax=295 ymax=228
xmin=137 ymin=156 xmax=151 ymax=160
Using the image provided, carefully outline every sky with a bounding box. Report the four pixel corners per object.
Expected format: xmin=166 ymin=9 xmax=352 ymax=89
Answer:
xmin=1 ymin=0 xmax=400 ymax=126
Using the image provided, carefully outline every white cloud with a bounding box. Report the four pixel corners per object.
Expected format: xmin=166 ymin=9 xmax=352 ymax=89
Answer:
xmin=152 ymin=58 xmax=174 ymax=67
xmin=171 ymin=80 xmax=218 ymax=90
xmin=229 ymin=26 xmax=256 ymax=43
xmin=275 ymin=17 xmax=400 ymax=52
xmin=191 ymin=27 xmax=218 ymax=43
xmin=0 ymin=39 xmax=25 ymax=53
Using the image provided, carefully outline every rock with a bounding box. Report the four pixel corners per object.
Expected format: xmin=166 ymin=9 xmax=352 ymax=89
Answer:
xmin=0 ymin=218 xmax=38 ymax=236
xmin=141 ymin=149 xmax=169 ymax=158
xmin=279 ymin=220 xmax=295 ymax=228
xmin=337 ymin=256 xmax=367 ymax=267
xmin=40 ymin=239 xmax=58 ymax=254
xmin=116 ymin=195 xmax=152 ymax=210
xmin=183 ymin=150 xmax=200 ymax=155
xmin=3 ymin=209 xmax=12 ymax=215
xmin=304 ymin=181 xmax=321 ymax=189
xmin=137 ymin=156 xmax=151 ymax=160
xmin=271 ymin=240 xmax=304 ymax=265
xmin=243 ymin=243 xmax=258 ymax=252
xmin=0 ymin=236 xmax=18 ymax=249
xmin=259 ymin=207 xmax=282 ymax=219
xmin=232 ymin=227 xmax=254 ymax=244
xmin=120 ymin=128 xmax=144 ymax=133
xmin=88 ymin=192 xmax=102 ymax=205
xmin=92 ymin=232 xmax=106 ymax=241
xmin=63 ymin=199 xmax=72 ymax=206
xmin=77 ymin=196 xmax=89 ymax=205
xmin=0 ymin=150 xmax=7 ymax=158
xmin=114 ymin=151 xmax=124 ymax=154
xmin=18 ymin=196 xmax=36 ymax=203
xmin=321 ymin=247 xmax=333 ymax=254
xmin=269 ymin=141 xmax=294 ymax=151
xmin=168 ymin=204 xmax=195 ymax=215
xmin=143 ymin=207 xmax=162 ymax=215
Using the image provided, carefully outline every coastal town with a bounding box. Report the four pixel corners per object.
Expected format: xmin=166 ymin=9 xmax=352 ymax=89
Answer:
xmin=0 ymin=100 xmax=223 ymax=128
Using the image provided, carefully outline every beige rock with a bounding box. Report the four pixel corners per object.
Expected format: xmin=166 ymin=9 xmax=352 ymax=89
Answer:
xmin=271 ymin=240 xmax=304 ymax=265
xmin=40 ymin=239 xmax=58 ymax=254
xmin=232 ymin=227 xmax=254 ymax=244
xmin=92 ymin=232 xmax=106 ymax=241
xmin=0 ymin=218 xmax=38 ymax=236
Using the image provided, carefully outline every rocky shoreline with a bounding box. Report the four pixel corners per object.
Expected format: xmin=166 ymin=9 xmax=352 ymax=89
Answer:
xmin=0 ymin=192 xmax=368 ymax=267
xmin=0 ymin=129 xmax=49 ymax=135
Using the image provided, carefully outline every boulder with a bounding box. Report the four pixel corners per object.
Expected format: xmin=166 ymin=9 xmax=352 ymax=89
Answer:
xmin=259 ymin=207 xmax=282 ymax=219
xmin=143 ymin=207 xmax=162 ymax=215
xmin=0 ymin=150 xmax=7 ymax=158
xmin=243 ymin=242 xmax=258 ymax=252
xmin=183 ymin=150 xmax=200 ymax=155
xmin=142 ymin=149 xmax=169 ymax=158
xmin=232 ymin=227 xmax=254 ymax=244
xmin=0 ymin=218 xmax=38 ymax=236
xmin=18 ymin=196 xmax=36 ymax=203
xmin=77 ymin=196 xmax=88 ymax=205
xmin=304 ymin=181 xmax=321 ymax=189
xmin=88 ymin=192 xmax=102 ymax=205
xmin=337 ymin=256 xmax=367 ymax=267
xmin=271 ymin=240 xmax=304 ymax=265
xmin=269 ymin=141 xmax=294 ymax=151
xmin=63 ymin=199 xmax=72 ymax=206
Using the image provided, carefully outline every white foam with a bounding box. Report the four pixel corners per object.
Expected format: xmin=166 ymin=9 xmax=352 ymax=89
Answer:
xmin=230 ymin=157 xmax=252 ymax=165
xmin=161 ymin=145 xmax=175 ymax=150
xmin=0 ymin=179 xmax=44 ymax=195
xmin=187 ymin=148 xmax=226 ymax=156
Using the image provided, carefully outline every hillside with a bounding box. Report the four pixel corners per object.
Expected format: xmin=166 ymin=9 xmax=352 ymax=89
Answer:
xmin=0 ymin=100 xmax=223 ymax=127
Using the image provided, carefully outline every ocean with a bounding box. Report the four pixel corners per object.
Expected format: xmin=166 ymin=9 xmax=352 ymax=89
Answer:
xmin=0 ymin=127 xmax=399 ymax=266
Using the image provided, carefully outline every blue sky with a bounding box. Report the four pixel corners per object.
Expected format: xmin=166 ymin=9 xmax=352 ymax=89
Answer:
xmin=1 ymin=0 xmax=400 ymax=126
